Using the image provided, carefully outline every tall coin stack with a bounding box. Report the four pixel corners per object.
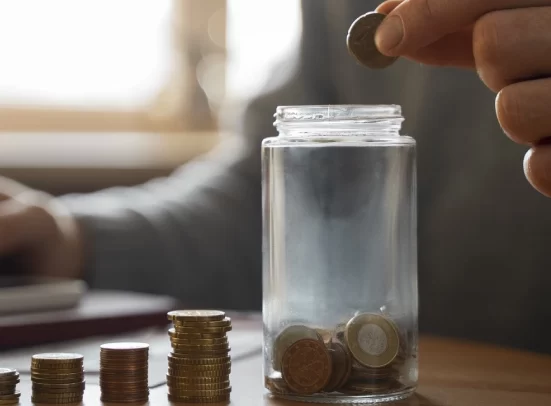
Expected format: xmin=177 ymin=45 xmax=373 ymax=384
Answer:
xmin=31 ymin=353 xmax=85 ymax=404
xmin=0 ymin=368 xmax=20 ymax=405
xmin=99 ymin=342 xmax=149 ymax=404
xmin=166 ymin=310 xmax=232 ymax=403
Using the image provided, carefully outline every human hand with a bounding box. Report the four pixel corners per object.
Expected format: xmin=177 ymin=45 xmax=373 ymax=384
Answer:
xmin=0 ymin=177 xmax=83 ymax=279
xmin=375 ymin=0 xmax=551 ymax=197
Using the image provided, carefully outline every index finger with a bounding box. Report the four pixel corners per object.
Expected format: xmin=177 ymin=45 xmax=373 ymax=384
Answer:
xmin=375 ymin=0 xmax=550 ymax=55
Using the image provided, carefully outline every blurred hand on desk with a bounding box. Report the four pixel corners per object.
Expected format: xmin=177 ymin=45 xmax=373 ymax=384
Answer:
xmin=0 ymin=176 xmax=82 ymax=279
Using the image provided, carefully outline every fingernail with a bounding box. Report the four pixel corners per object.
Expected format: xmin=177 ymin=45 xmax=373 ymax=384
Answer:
xmin=375 ymin=15 xmax=404 ymax=54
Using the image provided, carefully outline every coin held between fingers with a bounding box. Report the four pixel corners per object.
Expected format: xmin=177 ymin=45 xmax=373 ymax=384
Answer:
xmin=347 ymin=12 xmax=399 ymax=69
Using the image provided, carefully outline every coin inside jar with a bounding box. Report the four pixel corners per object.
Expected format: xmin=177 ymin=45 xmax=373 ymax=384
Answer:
xmin=344 ymin=313 xmax=400 ymax=368
xmin=272 ymin=325 xmax=322 ymax=371
xmin=324 ymin=341 xmax=352 ymax=392
xmin=281 ymin=339 xmax=332 ymax=395
xmin=346 ymin=12 xmax=398 ymax=69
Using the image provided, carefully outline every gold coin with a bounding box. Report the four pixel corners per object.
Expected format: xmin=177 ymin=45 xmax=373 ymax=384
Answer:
xmin=346 ymin=12 xmax=398 ymax=69
xmin=167 ymin=368 xmax=230 ymax=378
xmin=0 ymin=370 xmax=17 ymax=380
xmin=0 ymin=392 xmax=19 ymax=400
xmin=167 ymin=310 xmax=226 ymax=322
xmin=32 ymin=388 xmax=84 ymax=395
xmin=168 ymin=394 xmax=230 ymax=403
xmin=166 ymin=356 xmax=230 ymax=365
xmin=168 ymin=328 xmax=227 ymax=340
xmin=345 ymin=313 xmax=399 ymax=368
xmin=173 ymin=325 xmax=232 ymax=334
xmin=31 ymin=392 xmax=83 ymax=400
xmin=100 ymin=392 xmax=149 ymax=398
xmin=0 ymin=380 xmax=18 ymax=388
xmin=167 ymin=380 xmax=230 ymax=390
xmin=170 ymin=336 xmax=228 ymax=346
xmin=324 ymin=341 xmax=352 ymax=392
xmin=31 ymin=367 xmax=83 ymax=375
xmin=32 ymin=381 xmax=84 ymax=389
xmin=172 ymin=342 xmax=229 ymax=351
xmin=273 ymin=325 xmax=322 ymax=371
xmin=101 ymin=397 xmax=149 ymax=404
xmin=31 ymin=353 xmax=83 ymax=369
xmin=173 ymin=317 xmax=232 ymax=329
xmin=0 ymin=400 xmax=19 ymax=406
xmin=100 ymin=355 xmax=149 ymax=362
xmin=31 ymin=377 xmax=85 ymax=384
xmin=167 ymin=362 xmax=231 ymax=371
xmin=100 ymin=394 xmax=149 ymax=399
xmin=100 ymin=342 xmax=149 ymax=351
xmin=170 ymin=348 xmax=230 ymax=357
xmin=99 ymin=369 xmax=148 ymax=376
xmin=31 ymin=371 xmax=84 ymax=378
xmin=168 ymin=386 xmax=231 ymax=396
xmin=166 ymin=375 xmax=228 ymax=384
xmin=281 ymin=338 xmax=332 ymax=395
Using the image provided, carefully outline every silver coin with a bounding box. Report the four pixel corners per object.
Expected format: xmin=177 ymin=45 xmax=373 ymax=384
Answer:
xmin=347 ymin=12 xmax=398 ymax=69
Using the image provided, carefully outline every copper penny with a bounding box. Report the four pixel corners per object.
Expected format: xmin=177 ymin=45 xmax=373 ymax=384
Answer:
xmin=281 ymin=338 xmax=332 ymax=395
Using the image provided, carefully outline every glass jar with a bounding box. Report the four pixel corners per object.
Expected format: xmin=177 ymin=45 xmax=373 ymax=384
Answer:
xmin=261 ymin=105 xmax=418 ymax=404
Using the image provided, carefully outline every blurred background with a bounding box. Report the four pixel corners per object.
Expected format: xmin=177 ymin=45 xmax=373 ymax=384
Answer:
xmin=0 ymin=0 xmax=302 ymax=196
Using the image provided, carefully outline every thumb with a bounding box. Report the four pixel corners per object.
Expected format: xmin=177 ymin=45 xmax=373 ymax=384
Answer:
xmin=376 ymin=1 xmax=404 ymax=15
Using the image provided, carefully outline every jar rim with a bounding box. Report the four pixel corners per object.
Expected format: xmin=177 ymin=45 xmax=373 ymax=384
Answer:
xmin=274 ymin=105 xmax=402 ymax=124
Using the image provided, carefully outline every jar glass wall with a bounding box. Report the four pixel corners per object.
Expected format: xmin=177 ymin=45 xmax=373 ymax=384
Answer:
xmin=262 ymin=105 xmax=418 ymax=404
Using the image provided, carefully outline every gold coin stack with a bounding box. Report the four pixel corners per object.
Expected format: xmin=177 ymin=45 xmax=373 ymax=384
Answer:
xmin=31 ymin=353 xmax=85 ymax=404
xmin=166 ymin=310 xmax=232 ymax=403
xmin=267 ymin=312 xmax=406 ymax=397
xmin=99 ymin=342 xmax=149 ymax=404
xmin=0 ymin=368 xmax=20 ymax=405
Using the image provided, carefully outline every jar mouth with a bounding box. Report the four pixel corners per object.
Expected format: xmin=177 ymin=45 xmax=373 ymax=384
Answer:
xmin=275 ymin=105 xmax=402 ymax=122
xmin=274 ymin=105 xmax=404 ymax=135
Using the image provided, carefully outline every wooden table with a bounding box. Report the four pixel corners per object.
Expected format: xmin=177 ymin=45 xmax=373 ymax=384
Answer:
xmin=9 ymin=320 xmax=551 ymax=406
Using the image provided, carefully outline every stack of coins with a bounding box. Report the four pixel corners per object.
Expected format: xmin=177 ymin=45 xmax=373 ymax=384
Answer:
xmin=0 ymin=368 xmax=20 ymax=405
xmin=267 ymin=312 xmax=406 ymax=397
xmin=99 ymin=342 xmax=149 ymax=404
xmin=166 ymin=310 xmax=232 ymax=403
xmin=31 ymin=353 xmax=85 ymax=404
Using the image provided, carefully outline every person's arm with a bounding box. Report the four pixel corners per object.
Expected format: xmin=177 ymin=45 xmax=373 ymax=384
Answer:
xmin=58 ymin=0 xmax=340 ymax=310
xmin=0 ymin=0 xmax=336 ymax=310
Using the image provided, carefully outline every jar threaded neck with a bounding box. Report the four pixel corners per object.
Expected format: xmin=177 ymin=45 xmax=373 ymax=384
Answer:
xmin=273 ymin=105 xmax=404 ymax=136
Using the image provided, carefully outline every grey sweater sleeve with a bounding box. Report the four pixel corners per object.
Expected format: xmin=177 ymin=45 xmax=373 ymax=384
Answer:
xmin=59 ymin=0 xmax=334 ymax=311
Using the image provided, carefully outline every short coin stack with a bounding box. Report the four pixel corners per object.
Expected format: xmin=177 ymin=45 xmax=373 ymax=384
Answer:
xmin=166 ymin=310 xmax=232 ymax=403
xmin=99 ymin=342 xmax=149 ymax=404
xmin=0 ymin=368 xmax=20 ymax=405
xmin=31 ymin=353 xmax=85 ymax=404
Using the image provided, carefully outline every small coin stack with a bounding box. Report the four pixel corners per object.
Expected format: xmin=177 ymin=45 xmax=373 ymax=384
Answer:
xmin=166 ymin=310 xmax=232 ymax=403
xmin=31 ymin=353 xmax=85 ymax=404
xmin=0 ymin=368 xmax=20 ymax=405
xmin=266 ymin=312 xmax=405 ymax=397
xmin=99 ymin=342 xmax=149 ymax=404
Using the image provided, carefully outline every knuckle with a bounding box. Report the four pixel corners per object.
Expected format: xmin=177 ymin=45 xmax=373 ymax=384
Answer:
xmin=496 ymin=86 xmax=526 ymax=144
xmin=473 ymin=11 xmax=510 ymax=91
